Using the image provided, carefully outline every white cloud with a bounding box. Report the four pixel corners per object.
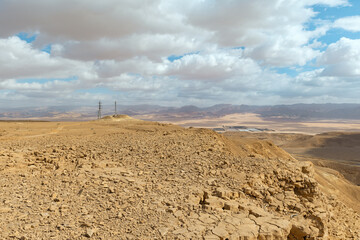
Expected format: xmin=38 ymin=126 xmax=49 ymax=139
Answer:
xmin=94 ymin=57 xmax=165 ymax=79
xmin=304 ymin=0 xmax=349 ymax=7
xmin=0 ymin=0 xmax=208 ymax=61
xmin=318 ymin=38 xmax=360 ymax=77
xmin=54 ymin=34 xmax=207 ymax=61
xmin=0 ymin=36 xmax=96 ymax=81
xmin=0 ymin=0 xmax=359 ymax=107
xmin=0 ymin=0 xmax=330 ymax=66
xmin=0 ymin=0 xmax=177 ymax=39
xmin=0 ymin=79 xmax=79 ymax=91
xmin=94 ymin=49 xmax=262 ymax=82
xmin=245 ymin=42 xmax=320 ymax=67
xmin=333 ymin=16 xmax=360 ymax=32
xmin=163 ymin=50 xmax=261 ymax=81
xmin=183 ymin=0 xmax=334 ymax=67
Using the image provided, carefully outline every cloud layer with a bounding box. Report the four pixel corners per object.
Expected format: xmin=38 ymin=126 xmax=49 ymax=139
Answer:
xmin=0 ymin=0 xmax=359 ymax=107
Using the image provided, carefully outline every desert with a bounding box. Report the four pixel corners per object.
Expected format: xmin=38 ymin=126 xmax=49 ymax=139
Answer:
xmin=2 ymin=1 xmax=360 ymax=239
xmin=0 ymin=115 xmax=359 ymax=239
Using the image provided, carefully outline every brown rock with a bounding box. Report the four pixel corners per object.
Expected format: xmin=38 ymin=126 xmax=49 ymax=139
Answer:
xmin=85 ymin=228 xmax=96 ymax=238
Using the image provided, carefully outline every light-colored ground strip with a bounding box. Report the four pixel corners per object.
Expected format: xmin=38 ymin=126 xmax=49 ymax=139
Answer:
xmin=158 ymin=113 xmax=360 ymax=134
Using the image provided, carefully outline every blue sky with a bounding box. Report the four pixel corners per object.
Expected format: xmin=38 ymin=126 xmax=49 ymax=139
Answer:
xmin=314 ymin=1 xmax=360 ymax=44
xmin=16 ymin=32 xmax=37 ymax=43
xmin=0 ymin=0 xmax=360 ymax=107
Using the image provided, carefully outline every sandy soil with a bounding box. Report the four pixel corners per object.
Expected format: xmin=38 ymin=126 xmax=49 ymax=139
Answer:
xmin=159 ymin=113 xmax=360 ymax=134
xmin=0 ymin=118 xmax=359 ymax=239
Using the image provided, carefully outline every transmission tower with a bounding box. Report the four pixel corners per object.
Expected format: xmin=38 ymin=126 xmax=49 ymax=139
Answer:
xmin=115 ymin=101 xmax=117 ymax=115
xmin=98 ymin=101 xmax=102 ymax=119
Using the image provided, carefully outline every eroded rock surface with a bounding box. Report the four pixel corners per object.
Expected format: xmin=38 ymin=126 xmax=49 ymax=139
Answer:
xmin=0 ymin=120 xmax=359 ymax=239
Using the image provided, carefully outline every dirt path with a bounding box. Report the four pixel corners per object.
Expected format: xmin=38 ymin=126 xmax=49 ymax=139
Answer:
xmin=23 ymin=122 xmax=84 ymax=138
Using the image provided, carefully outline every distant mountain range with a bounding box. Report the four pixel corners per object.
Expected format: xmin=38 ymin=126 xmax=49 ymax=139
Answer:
xmin=1 ymin=103 xmax=360 ymax=121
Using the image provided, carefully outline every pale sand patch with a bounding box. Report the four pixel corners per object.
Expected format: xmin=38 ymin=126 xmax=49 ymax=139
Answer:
xmin=159 ymin=113 xmax=360 ymax=134
xmin=162 ymin=113 xmax=268 ymax=127
xmin=301 ymin=121 xmax=360 ymax=129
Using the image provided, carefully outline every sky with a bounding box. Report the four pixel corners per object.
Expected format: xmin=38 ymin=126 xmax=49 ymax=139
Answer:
xmin=0 ymin=0 xmax=360 ymax=108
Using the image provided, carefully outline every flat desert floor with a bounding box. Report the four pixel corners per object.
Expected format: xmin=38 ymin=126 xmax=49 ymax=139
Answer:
xmin=159 ymin=113 xmax=360 ymax=134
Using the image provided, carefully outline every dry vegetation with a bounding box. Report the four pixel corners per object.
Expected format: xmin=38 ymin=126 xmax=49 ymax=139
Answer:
xmin=0 ymin=116 xmax=359 ymax=239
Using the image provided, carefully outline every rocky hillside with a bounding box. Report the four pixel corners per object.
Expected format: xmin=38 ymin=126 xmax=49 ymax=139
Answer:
xmin=0 ymin=118 xmax=359 ymax=239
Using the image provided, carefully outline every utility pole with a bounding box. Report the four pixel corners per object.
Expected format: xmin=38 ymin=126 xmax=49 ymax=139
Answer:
xmin=98 ymin=101 xmax=102 ymax=119
xmin=115 ymin=101 xmax=117 ymax=115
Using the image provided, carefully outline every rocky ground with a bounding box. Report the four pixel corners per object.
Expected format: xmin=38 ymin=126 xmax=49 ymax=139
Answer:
xmin=224 ymin=131 xmax=360 ymax=186
xmin=0 ymin=117 xmax=359 ymax=239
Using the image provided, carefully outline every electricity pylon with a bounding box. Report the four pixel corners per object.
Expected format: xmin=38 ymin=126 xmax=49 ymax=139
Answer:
xmin=98 ymin=101 xmax=102 ymax=119
xmin=115 ymin=101 xmax=117 ymax=115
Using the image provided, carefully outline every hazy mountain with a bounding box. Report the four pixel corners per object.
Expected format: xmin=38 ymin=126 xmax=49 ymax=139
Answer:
xmin=2 ymin=103 xmax=360 ymax=121
xmin=256 ymin=104 xmax=360 ymax=120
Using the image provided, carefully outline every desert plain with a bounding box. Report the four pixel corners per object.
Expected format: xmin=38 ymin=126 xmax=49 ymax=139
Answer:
xmin=0 ymin=115 xmax=359 ymax=239
xmin=161 ymin=113 xmax=360 ymax=134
